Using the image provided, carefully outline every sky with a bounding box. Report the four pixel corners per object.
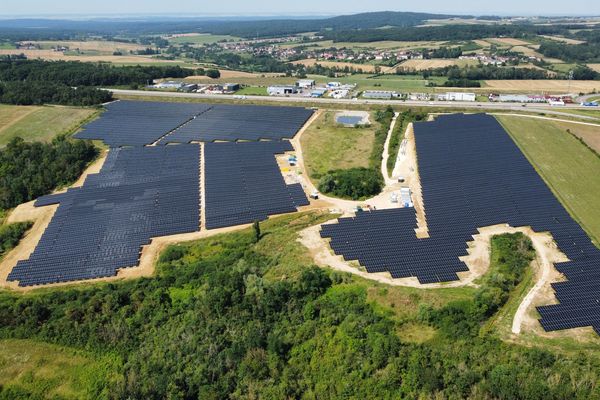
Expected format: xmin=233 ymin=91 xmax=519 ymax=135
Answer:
xmin=0 ymin=0 xmax=599 ymax=17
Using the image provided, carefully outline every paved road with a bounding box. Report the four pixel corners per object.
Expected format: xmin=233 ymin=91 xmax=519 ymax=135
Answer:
xmin=105 ymin=88 xmax=600 ymax=120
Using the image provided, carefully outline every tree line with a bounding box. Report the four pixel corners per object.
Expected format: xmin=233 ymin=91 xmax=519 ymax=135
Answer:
xmin=0 ymin=136 xmax=98 ymax=209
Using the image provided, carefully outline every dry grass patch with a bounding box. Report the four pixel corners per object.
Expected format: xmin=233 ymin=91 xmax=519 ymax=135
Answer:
xmin=486 ymin=37 xmax=531 ymax=46
xmin=553 ymin=121 xmax=600 ymax=153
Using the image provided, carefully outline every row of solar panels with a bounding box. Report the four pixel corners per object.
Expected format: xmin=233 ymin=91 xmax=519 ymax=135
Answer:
xmin=11 ymin=142 xmax=310 ymax=286
xmin=204 ymin=141 xmax=308 ymax=229
xmin=320 ymin=113 xmax=600 ymax=335
xmin=74 ymin=100 xmax=314 ymax=147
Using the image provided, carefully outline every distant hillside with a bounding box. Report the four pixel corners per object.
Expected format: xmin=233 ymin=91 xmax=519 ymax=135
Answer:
xmin=0 ymin=12 xmax=466 ymax=39
xmin=200 ymin=12 xmax=467 ymax=37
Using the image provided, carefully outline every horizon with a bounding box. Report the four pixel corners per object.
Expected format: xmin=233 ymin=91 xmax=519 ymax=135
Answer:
xmin=1 ymin=0 xmax=600 ymax=18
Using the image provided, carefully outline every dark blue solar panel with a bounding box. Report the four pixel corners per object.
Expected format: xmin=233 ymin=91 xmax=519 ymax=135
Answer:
xmin=204 ymin=141 xmax=308 ymax=229
xmin=75 ymin=100 xmax=314 ymax=146
xmin=320 ymin=113 xmax=600 ymax=335
xmin=8 ymin=144 xmax=200 ymax=286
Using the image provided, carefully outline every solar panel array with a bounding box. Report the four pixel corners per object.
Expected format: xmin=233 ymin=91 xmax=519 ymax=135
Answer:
xmin=75 ymin=101 xmax=212 ymax=146
xmin=320 ymin=114 xmax=600 ymax=334
xmin=204 ymin=141 xmax=309 ymax=229
xmin=158 ymin=104 xmax=314 ymax=144
xmin=75 ymin=101 xmax=314 ymax=146
xmin=8 ymin=144 xmax=200 ymax=286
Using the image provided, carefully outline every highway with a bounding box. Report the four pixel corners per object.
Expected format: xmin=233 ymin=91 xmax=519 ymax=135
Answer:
xmin=105 ymin=88 xmax=600 ymax=120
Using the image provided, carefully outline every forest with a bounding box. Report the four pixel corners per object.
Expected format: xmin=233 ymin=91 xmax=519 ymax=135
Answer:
xmin=0 ymin=59 xmax=196 ymax=87
xmin=0 ymin=81 xmax=112 ymax=106
xmin=0 ymin=136 xmax=98 ymax=209
xmin=0 ymin=213 xmax=598 ymax=399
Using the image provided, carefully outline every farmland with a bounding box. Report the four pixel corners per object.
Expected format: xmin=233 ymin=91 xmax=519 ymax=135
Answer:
xmin=397 ymin=58 xmax=477 ymax=70
xmin=300 ymin=111 xmax=378 ymax=179
xmin=292 ymin=58 xmax=380 ymax=72
xmin=484 ymin=80 xmax=600 ymax=93
xmin=497 ymin=115 xmax=600 ymax=245
xmin=166 ymin=33 xmax=240 ymax=45
xmin=0 ymin=105 xmax=97 ymax=146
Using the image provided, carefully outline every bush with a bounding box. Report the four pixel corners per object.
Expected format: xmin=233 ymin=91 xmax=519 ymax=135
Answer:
xmin=0 ymin=221 xmax=32 ymax=256
xmin=318 ymin=168 xmax=383 ymax=200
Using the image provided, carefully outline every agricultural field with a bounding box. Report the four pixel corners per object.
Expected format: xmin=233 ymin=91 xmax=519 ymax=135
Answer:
xmin=0 ymin=339 xmax=119 ymax=399
xmin=397 ymin=58 xmax=477 ymax=70
xmin=484 ymin=79 xmax=600 ymax=93
xmin=27 ymin=40 xmax=145 ymax=53
xmin=283 ymin=40 xmax=448 ymax=51
xmin=165 ymin=33 xmax=240 ymax=45
xmin=0 ymin=105 xmax=97 ymax=146
xmin=588 ymin=64 xmax=600 ymax=72
xmin=485 ymin=37 xmax=532 ymax=46
xmin=497 ymin=115 xmax=600 ymax=245
xmin=292 ymin=58 xmax=380 ymax=72
xmin=300 ymin=111 xmax=378 ymax=179
xmin=0 ymin=49 xmax=192 ymax=66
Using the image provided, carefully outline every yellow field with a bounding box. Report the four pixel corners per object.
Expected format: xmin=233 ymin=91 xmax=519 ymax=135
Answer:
xmin=484 ymin=80 xmax=600 ymax=93
xmin=0 ymin=49 xmax=184 ymax=64
xmin=397 ymin=58 xmax=477 ymax=71
xmin=588 ymin=64 xmax=600 ymax=73
xmin=27 ymin=40 xmax=145 ymax=52
xmin=292 ymin=59 xmax=379 ymax=72
xmin=485 ymin=38 xmax=531 ymax=46
xmin=183 ymin=69 xmax=273 ymax=81
xmin=282 ymin=40 xmax=447 ymax=51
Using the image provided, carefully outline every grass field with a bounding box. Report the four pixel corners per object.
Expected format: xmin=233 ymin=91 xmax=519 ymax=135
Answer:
xmin=553 ymin=121 xmax=600 ymax=152
xmin=166 ymin=33 xmax=240 ymax=45
xmin=300 ymin=111 xmax=378 ymax=179
xmin=0 ymin=339 xmax=120 ymax=399
xmin=497 ymin=116 xmax=600 ymax=245
xmin=0 ymin=105 xmax=97 ymax=146
xmin=235 ymin=86 xmax=268 ymax=95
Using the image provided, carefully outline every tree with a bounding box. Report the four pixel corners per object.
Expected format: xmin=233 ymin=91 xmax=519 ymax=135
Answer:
xmin=206 ymin=69 xmax=221 ymax=79
xmin=253 ymin=220 xmax=261 ymax=242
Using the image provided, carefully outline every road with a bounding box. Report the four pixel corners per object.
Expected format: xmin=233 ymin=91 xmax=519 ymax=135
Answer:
xmin=105 ymin=88 xmax=600 ymax=120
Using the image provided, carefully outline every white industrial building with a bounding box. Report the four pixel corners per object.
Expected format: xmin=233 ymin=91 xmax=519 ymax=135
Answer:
xmin=438 ymin=92 xmax=476 ymax=102
xmin=267 ymin=85 xmax=298 ymax=96
xmin=362 ymin=90 xmax=399 ymax=100
xmin=296 ymin=79 xmax=316 ymax=89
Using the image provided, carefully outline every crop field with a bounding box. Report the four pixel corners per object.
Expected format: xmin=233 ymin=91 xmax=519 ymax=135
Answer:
xmin=398 ymin=58 xmax=477 ymax=70
xmin=292 ymin=59 xmax=380 ymax=72
xmin=497 ymin=116 xmax=600 ymax=245
xmin=28 ymin=40 xmax=145 ymax=52
xmin=485 ymin=37 xmax=531 ymax=46
xmin=484 ymin=79 xmax=600 ymax=93
xmin=283 ymin=40 xmax=447 ymax=51
xmin=588 ymin=64 xmax=600 ymax=73
xmin=166 ymin=33 xmax=240 ymax=45
xmin=0 ymin=49 xmax=188 ymax=65
xmin=300 ymin=111 xmax=378 ymax=179
xmin=183 ymin=69 xmax=278 ymax=81
xmin=0 ymin=105 xmax=97 ymax=146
